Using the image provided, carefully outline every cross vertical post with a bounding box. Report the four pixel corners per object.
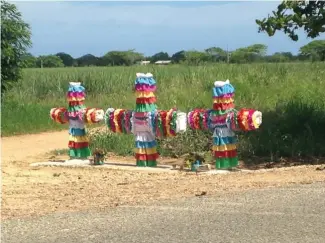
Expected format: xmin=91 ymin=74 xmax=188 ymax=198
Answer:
xmin=50 ymin=82 xmax=104 ymax=159
xmin=187 ymin=80 xmax=262 ymax=170
xmin=105 ymin=73 xmax=187 ymax=167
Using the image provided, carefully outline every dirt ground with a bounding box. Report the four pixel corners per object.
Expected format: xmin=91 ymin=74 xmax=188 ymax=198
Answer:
xmin=2 ymin=130 xmax=325 ymax=220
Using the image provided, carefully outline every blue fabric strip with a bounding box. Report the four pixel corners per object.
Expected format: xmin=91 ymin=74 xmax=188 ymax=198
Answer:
xmin=135 ymin=77 xmax=156 ymax=85
xmin=68 ymin=85 xmax=85 ymax=92
xmin=212 ymin=84 xmax=235 ymax=97
xmin=213 ymin=136 xmax=237 ymax=145
xmin=135 ymin=140 xmax=157 ymax=148
xmin=69 ymin=128 xmax=86 ymax=136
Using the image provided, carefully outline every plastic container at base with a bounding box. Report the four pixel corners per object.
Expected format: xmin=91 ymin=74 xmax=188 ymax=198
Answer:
xmin=191 ymin=160 xmax=202 ymax=171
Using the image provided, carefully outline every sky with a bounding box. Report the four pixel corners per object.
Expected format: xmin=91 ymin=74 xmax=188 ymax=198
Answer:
xmin=12 ymin=0 xmax=325 ymax=58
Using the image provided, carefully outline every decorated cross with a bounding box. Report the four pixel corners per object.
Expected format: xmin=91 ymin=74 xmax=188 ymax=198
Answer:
xmin=50 ymin=82 xmax=104 ymax=159
xmin=105 ymin=73 xmax=187 ymax=167
xmin=187 ymin=80 xmax=262 ymax=170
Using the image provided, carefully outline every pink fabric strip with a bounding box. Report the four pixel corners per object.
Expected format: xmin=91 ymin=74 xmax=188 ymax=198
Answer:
xmin=67 ymin=91 xmax=85 ymax=97
xmin=213 ymin=93 xmax=234 ymax=99
xmin=135 ymin=84 xmax=157 ymax=92
xmin=134 ymin=112 xmax=148 ymax=118
xmin=125 ymin=112 xmax=130 ymax=133
xmin=135 ymin=120 xmax=148 ymax=125
xmin=248 ymin=110 xmax=255 ymax=130
xmin=210 ymin=114 xmax=228 ymax=122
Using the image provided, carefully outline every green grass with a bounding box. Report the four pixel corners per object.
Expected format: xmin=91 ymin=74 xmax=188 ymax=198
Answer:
xmin=2 ymin=63 xmax=325 ymax=162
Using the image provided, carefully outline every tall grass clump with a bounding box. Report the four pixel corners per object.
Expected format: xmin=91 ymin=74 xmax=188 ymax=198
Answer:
xmin=2 ymin=63 xmax=325 ymax=163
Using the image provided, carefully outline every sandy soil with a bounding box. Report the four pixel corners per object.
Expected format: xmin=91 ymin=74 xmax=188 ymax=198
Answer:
xmin=2 ymin=130 xmax=325 ymax=220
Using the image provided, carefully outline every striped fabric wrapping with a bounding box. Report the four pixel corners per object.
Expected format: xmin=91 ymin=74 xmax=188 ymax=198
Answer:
xmin=187 ymin=109 xmax=209 ymax=130
xmin=104 ymin=73 xmax=187 ymax=167
xmin=84 ymin=108 xmax=104 ymax=124
xmin=50 ymin=82 xmax=104 ymax=159
xmin=211 ymin=81 xmax=239 ymax=169
xmin=104 ymin=108 xmax=133 ymax=134
xmin=66 ymin=83 xmax=91 ymax=158
xmin=50 ymin=107 xmax=69 ymax=124
xmin=134 ymin=130 xmax=159 ymax=167
xmin=187 ymin=80 xmax=262 ymax=170
xmin=155 ymin=108 xmax=178 ymax=137
xmin=230 ymin=108 xmax=262 ymax=131
xmin=133 ymin=73 xmax=159 ymax=167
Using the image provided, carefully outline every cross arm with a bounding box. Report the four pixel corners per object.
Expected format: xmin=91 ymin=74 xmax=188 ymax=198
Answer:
xmin=187 ymin=109 xmax=211 ymax=131
xmin=104 ymin=108 xmax=133 ymax=134
xmin=50 ymin=107 xmax=69 ymax=124
xmin=155 ymin=108 xmax=187 ymax=138
xmin=228 ymin=108 xmax=262 ymax=132
xmin=83 ymin=108 xmax=105 ymax=124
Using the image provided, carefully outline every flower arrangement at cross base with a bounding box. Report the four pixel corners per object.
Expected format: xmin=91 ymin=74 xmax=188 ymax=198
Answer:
xmin=91 ymin=148 xmax=106 ymax=165
xmin=182 ymin=152 xmax=207 ymax=172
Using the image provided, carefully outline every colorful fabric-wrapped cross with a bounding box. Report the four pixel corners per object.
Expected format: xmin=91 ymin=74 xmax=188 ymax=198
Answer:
xmin=105 ymin=73 xmax=187 ymax=167
xmin=50 ymin=82 xmax=104 ymax=159
xmin=187 ymin=80 xmax=262 ymax=169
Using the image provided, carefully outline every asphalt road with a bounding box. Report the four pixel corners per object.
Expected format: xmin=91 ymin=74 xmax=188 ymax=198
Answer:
xmin=2 ymin=182 xmax=325 ymax=243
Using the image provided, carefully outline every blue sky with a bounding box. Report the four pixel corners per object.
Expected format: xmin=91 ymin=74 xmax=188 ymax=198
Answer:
xmin=12 ymin=0 xmax=324 ymax=58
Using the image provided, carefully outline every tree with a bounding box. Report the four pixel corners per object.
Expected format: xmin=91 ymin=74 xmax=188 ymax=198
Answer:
xmin=230 ymin=44 xmax=267 ymax=63
xmin=1 ymin=0 xmax=32 ymax=94
xmin=150 ymin=52 xmax=170 ymax=63
xmin=36 ymin=55 xmax=64 ymax=68
xmin=267 ymin=52 xmax=293 ymax=62
xmin=76 ymin=54 xmax=99 ymax=67
xmin=171 ymin=50 xmax=186 ymax=63
xmin=299 ymin=40 xmax=325 ymax=61
xmin=21 ymin=53 xmax=37 ymax=68
xmin=256 ymin=0 xmax=325 ymax=41
xmin=56 ymin=52 xmax=75 ymax=67
xmin=102 ymin=50 xmax=144 ymax=66
xmin=205 ymin=47 xmax=227 ymax=62
xmin=184 ymin=50 xmax=211 ymax=65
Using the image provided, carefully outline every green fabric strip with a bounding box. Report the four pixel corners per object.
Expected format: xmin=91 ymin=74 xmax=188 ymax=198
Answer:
xmin=135 ymin=103 xmax=157 ymax=112
xmin=215 ymin=157 xmax=238 ymax=169
xmin=210 ymin=109 xmax=234 ymax=116
xmin=69 ymin=147 xmax=91 ymax=158
xmin=156 ymin=113 xmax=164 ymax=136
xmin=105 ymin=110 xmax=111 ymax=129
xmin=171 ymin=111 xmax=177 ymax=132
xmin=68 ymin=105 xmax=86 ymax=112
xmin=136 ymin=160 xmax=157 ymax=167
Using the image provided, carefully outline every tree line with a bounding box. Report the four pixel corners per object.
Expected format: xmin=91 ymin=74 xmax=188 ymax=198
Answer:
xmin=2 ymin=0 xmax=324 ymax=94
xmin=21 ymin=40 xmax=325 ymax=68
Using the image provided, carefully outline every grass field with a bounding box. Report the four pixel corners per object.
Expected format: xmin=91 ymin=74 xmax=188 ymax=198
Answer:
xmin=2 ymin=63 xmax=325 ymax=162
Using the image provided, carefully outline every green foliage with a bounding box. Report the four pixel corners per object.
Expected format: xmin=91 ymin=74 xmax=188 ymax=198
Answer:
xmin=36 ymin=55 xmax=64 ymax=68
xmin=21 ymin=53 xmax=37 ymax=68
xmin=266 ymin=52 xmax=292 ymax=63
xmin=256 ymin=0 xmax=325 ymax=41
xmin=100 ymin=50 xmax=144 ymax=66
xmin=76 ymin=54 xmax=99 ymax=67
xmin=56 ymin=52 xmax=75 ymax=67
xmin=2 ymin=63 xmax=325 ymax=164
xmin=171 ymin=50 xmax=186 ymax=63
xmin=22 ymin=41 xmax=322 ymax=70
xmin=150 ymin=52 xmax=170 ymax=63
xmin=231 ymin=44 xmax=267 ymax=63
xmin=184 ymin=50 xmax=212 ymax=65
xmin=1 ymin=0 xmax=32 ymax=94
xmin=205 ymin=47 xmax=227 ymax=62
xmin=299 ymin=40 xmax=325 ymax=61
